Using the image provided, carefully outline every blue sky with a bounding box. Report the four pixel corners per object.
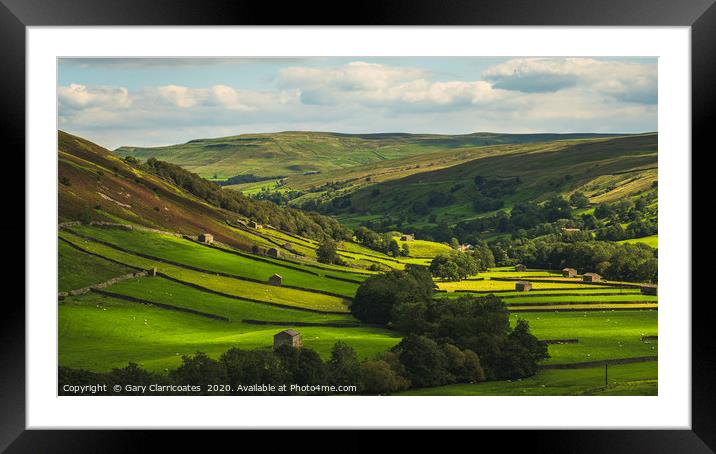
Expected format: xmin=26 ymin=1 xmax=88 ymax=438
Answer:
xmin=58 ymin=57 xmax=657 ymax=149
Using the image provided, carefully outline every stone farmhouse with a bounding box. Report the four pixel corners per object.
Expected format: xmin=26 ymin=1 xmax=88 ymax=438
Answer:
xmin=515 ymin=281 xmax=532 ymax=292
xmin=198 ymin=233 xmax=213 ymax=244
xmin=583 ymin=272 xmax=602 ymax=283
xmin=400 ymin=234 xmax=415 ymax=242
xmin=515 ymin=264 xmax=527 ymax=272
xmin=266 ymin=247 xmax=280 ymax=258
xmin=268 ymin=274 xmax=282 ymax=286
xmin=562 ymin=268 xmax=577 ymax=278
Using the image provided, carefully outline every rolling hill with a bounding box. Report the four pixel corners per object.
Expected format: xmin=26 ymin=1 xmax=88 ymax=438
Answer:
xmin=59 ymin=131 xmax=352 ymax=250
xmin=114 ymin=131 xmax=623 ymax=180
xmin=59 ymin=131 xmax=255 ymax=250
xmin=303 ymin=133 xmax=658 ymax=229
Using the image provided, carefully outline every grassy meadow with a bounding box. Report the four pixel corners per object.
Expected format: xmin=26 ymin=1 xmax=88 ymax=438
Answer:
xmin=396 ymin=361 xmax=657 ymax=396
xmin=59 ymin=293 xmax=400 ymax=372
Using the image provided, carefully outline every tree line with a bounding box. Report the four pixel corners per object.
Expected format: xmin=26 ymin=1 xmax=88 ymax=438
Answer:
xmin=136 ymin=157 xmax=352 ymax=242
xmin=59 ymin=337 xmax=483 ymax=396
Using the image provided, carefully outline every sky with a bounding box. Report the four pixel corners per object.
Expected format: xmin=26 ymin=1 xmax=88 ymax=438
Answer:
xmin=58 ymin=57 xmax=657 ymax=150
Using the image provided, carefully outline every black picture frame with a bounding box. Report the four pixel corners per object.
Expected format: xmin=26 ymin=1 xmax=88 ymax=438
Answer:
xmin=4 ymin=0 xmax=710 ymax=450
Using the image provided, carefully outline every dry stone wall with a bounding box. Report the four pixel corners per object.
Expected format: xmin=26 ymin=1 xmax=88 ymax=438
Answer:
xmin=58 ymin=271 xmax=148 ymax=299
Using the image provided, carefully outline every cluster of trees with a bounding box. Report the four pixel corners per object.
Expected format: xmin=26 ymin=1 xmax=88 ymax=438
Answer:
xmin=250 ymin=189 xmax=304 ymax=207
xmin=216 ymin=174 xmax=286 ymax=186
xmin=495 ymin=239 xmax=658 ymax=283
xmin=59 ymin=342 xmax=409 ymax=396
xmin=350 ymin=266 xmax=549 ymax=380
xmin=353 ymin=226 xmax=409 ymax=257
xmin=593 ymin=198 xmax=657 ymax=241
xmin=471 ymin=176 xmax=520 ymax=213
xmin=137 ymin=157 xmax=352 ymax=242
xmin=429 ymin=246 xmax=496 ymax=281
xmin=316 ymin=239 xmax=345 ymax=265
xmin=414 ymin=196 xmax=576 ymax=244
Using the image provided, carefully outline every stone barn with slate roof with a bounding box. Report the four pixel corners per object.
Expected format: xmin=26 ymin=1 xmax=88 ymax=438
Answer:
xmin=273 ymin=329 xmax=303 ymax=350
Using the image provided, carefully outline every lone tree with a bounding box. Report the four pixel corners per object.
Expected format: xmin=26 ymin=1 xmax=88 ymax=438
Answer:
xmin=317 ymin=238 xmax=339 ymax=264
xmin=429 ymin=252 xmax=479 ymax=281
xmin=388 ymin=239 xmax=401 ymax=257
xmin=400 ymin=243 xmax=410 ymax=257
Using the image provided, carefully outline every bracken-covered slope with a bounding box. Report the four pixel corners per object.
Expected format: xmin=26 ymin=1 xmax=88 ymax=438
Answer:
xmin=59 ymin=131 xmax=254 ymax=250
xmin=59 ymin=131 xmax=358 ymax=249
xmin=114 ymin=131 xmax=623 ymax=179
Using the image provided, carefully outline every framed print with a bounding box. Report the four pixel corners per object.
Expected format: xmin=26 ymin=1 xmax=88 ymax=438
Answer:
xmin=4 ymin=0 xmax=712 ymax=449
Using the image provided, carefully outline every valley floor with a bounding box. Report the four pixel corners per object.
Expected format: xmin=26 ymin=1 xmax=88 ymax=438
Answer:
xmin=58 ymin=224 xmax=658 ymax=395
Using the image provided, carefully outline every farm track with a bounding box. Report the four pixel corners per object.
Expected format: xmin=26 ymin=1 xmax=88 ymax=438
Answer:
xmin=65 ymin=229 xmax=354 ymax=300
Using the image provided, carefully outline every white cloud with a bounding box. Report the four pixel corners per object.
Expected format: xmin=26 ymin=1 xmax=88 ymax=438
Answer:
xmin=58 ymin=84 xmax=132 ymax=110
xmin=279 ymin=61 xmax=509 ymax=109
xmin=281 ymin=61 xmax=426 ymax=92
xmin=155 ymin=85 xmax=199 ymax=108
xmin=483 ymin=58 xmax=657 ymax=103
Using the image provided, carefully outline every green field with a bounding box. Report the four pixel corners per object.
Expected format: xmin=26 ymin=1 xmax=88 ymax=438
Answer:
xmin=512 ymin=311 xmax=657 ymax=365
xmin=394 ymin=238 xmax=453 ymax=258
xmin=396 ymin=361 xmax=657 ymax=395
xmin=619 ymin=235 xmax=658 ymax=248
xmin=502 ymin=294 xmax=658 ymax=304
xmin=59 ymin=231 xmax=351 ymax=313
xmin=475 ymin=270 xmax=562 ymax=278
xmin=437 ymin=279 xmax=605 ymax=292
xmin=59 ymin=240 xmax=133 ymax=292
xmin=106 ymin=276 xmax=357 ymax=324
xmin=509 ymin=303 xmax=657 ymax=311
xmin=59 ymin=293 xmax=400 ymax=372
xmin=69 ymin=225 xmax=362 ymax=297
xmin=436 ymin=287 xmax=642 ymax=298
